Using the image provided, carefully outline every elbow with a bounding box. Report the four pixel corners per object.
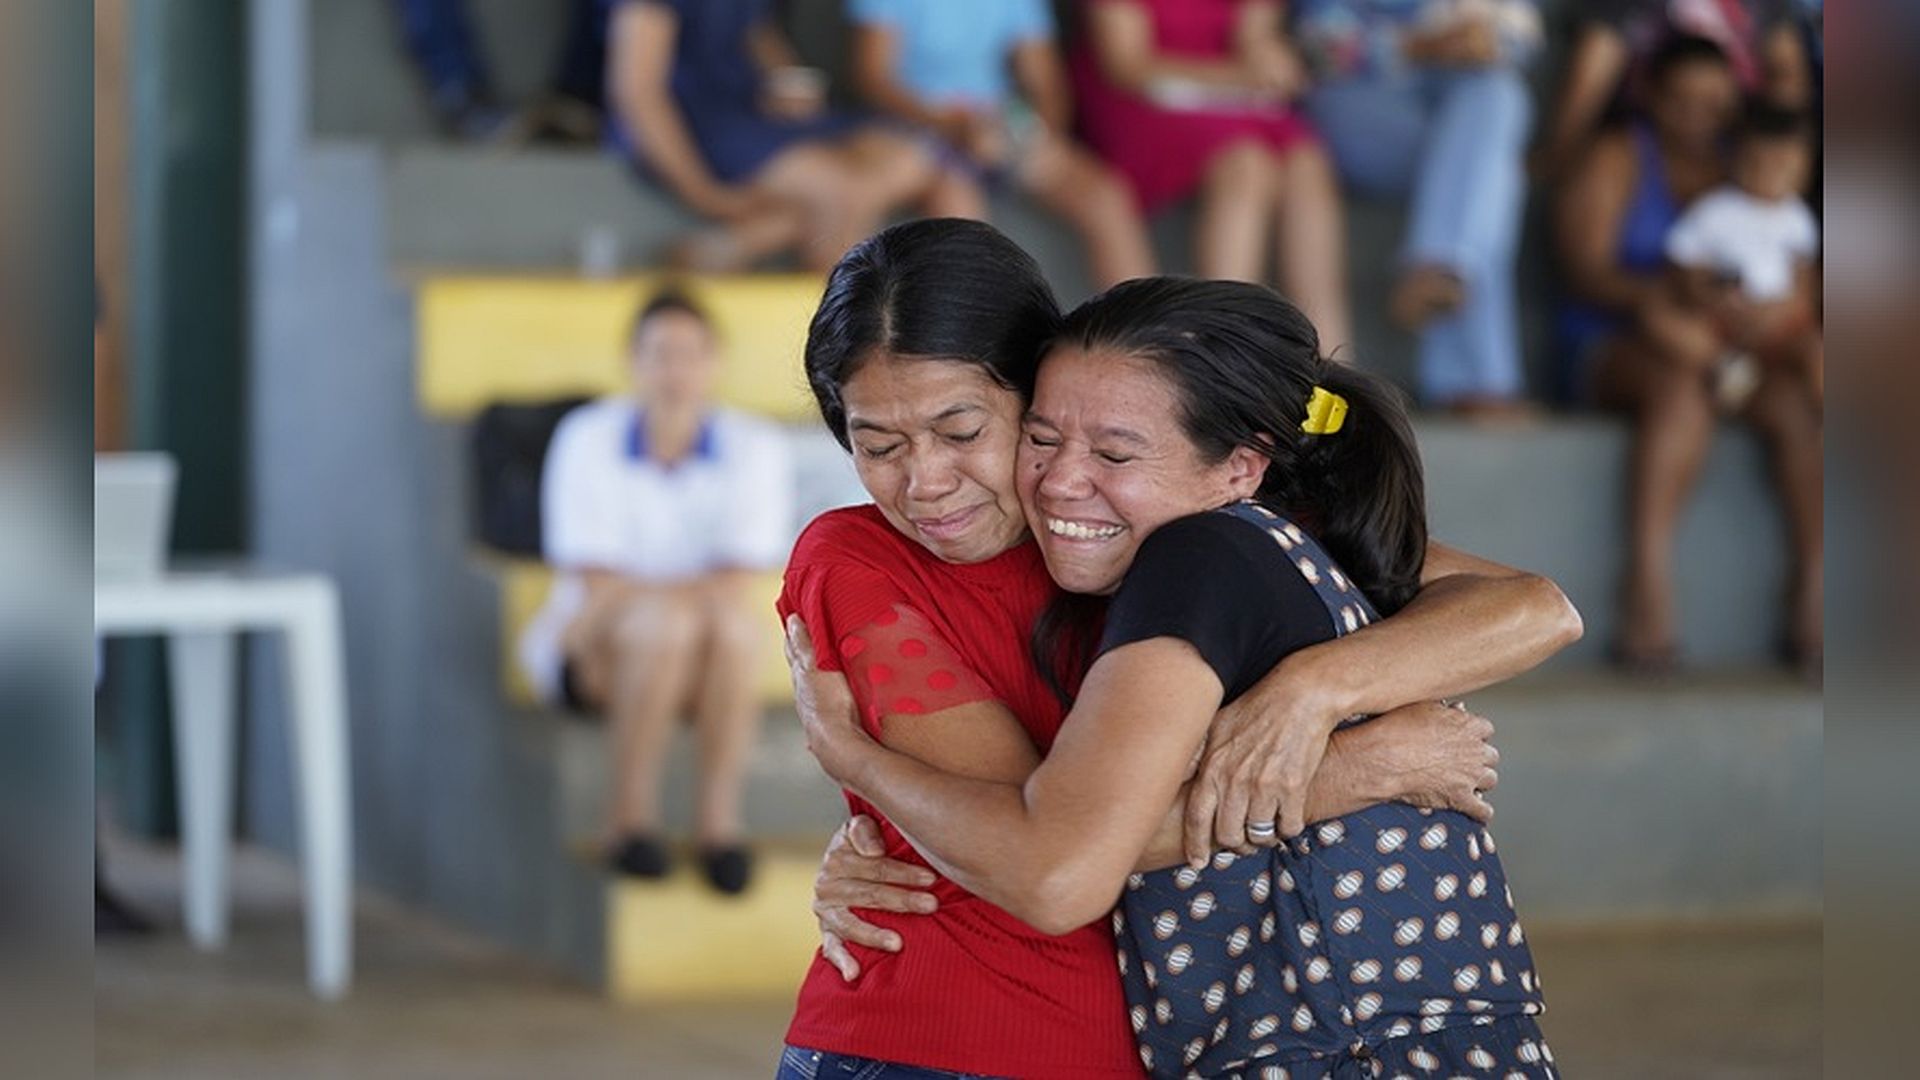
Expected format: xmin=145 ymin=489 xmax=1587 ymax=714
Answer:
xmin=1526 ymin=574 xmax=1585 ymax=651
xmin=1015 ymin=863 xmax=1127 ymax=937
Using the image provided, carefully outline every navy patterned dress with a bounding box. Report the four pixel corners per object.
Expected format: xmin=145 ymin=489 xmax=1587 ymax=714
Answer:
xmin=1100 ymin=503 xmax=1556 ymax=1079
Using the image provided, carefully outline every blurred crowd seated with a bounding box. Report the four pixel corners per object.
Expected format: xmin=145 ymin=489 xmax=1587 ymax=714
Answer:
xmin=396 ymin=0 xmax=1823 ymax=802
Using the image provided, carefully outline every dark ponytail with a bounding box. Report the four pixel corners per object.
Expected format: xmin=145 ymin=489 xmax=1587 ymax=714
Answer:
xmin=1056 ymin=277 xmax=1428 ymax=617
xmin=1257 ymin=352 xmax=1428 ymax=615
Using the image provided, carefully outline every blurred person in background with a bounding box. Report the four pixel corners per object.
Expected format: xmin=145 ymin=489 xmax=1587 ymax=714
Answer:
xmin=517 ymin=290 xmax=793 ymax=892
xmin=1555 ymin=35 xmax=1821 ymax=676
xmin=1293 ymin=0 xmax=1543 ymax=416
xmin=1071 ymin=0 xmax=1352 ymax=350
xmin=1531 ymin=0 xmax=1812 ymax=181
xmin=1659 ymin=103 xmax=1820 ymax=406
xmin=846 ymin=0 xmax=1156 ymax=288
xmin=391 ymin=0 xmax=606 ymax=142
xmin=604 ymin=0 xmax=944 ymax=272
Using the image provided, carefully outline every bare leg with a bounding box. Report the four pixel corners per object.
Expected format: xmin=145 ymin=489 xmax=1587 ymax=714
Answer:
xmin=753 ymin=131 xmax=937 ymax=271
xmin=598 ymin=589 xmax=704 ymax=841
xmin=923 ymin=164 xmax=992 ymax=221
xmin=1020 ymin=131 xmax=1156 ymax=287
xmin=1638 ymin=288 xmax=1724 ymax=377
xmin=1193 ymin=140 xmax=1278 ymax=284
xmin=1274 ymin=143 xmax=1352 ymax=352
xmin=1594 ymin=337 xmax=1719 ymax=665
xmin=687 ymin=584 xmax=765 ymax=847
xmin=828 ymin=128 xmax=943 ymax=261
xmin=841 ymin=128 xmax=943 ymax=210
xmin=666 ymin=203 xmax=807 ymax=273
xmin=1742 ymin=374 xmax=1824 ymax=669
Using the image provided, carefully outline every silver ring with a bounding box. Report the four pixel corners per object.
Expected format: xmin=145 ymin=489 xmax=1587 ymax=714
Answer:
xmin=1245 ymin=821 xmax=1278 ymax=839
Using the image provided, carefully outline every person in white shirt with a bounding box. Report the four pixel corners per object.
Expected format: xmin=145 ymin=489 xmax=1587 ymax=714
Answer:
xmin=519 ymin=290 xmax=793 ymax=891
xmin=1660 ymin=102 xmax=1821 ymax=410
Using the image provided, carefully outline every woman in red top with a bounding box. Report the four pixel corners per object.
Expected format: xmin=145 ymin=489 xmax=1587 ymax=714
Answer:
xmin=775 ymin=219 xmax=1578 ymax=1079
xmin=1070 ymin=0 xmax=1351 ymax=349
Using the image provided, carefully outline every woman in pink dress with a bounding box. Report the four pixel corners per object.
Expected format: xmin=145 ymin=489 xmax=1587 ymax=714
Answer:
xmin=1072 ymin=0 xmax=1351 ymax=350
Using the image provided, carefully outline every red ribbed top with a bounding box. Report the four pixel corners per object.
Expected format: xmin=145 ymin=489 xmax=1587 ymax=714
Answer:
xmin=777 ymin=506 xmax=1141 ymax=1078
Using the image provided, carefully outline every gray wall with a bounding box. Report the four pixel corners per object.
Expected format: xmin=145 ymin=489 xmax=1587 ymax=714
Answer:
xmin=250 ymin=2 xmax=605 ymax=979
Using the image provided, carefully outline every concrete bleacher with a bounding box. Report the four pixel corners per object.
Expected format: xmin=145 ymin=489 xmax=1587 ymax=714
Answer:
xmin=244 ymin=0 xmax=1824 ymax=1007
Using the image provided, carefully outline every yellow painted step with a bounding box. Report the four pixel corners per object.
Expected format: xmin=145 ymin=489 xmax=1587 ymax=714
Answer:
xmin=416 ymin=273 xmax=825 ymax=421
xmin=496 ymin=559 xmax=794 ymax=707
xmin=606 ymin=843 xmax=826 ymax=1002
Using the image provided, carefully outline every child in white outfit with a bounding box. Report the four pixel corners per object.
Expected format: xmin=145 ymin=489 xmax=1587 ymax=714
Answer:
xmin=1661 ymin=104 xmax=1822 ymax=409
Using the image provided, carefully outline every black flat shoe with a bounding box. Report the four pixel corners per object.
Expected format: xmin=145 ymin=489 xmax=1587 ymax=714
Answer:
xmin=698 ymin=845 xmax=754 ymax=896
xmin=607 ymin=834 xmax=672 ymax=879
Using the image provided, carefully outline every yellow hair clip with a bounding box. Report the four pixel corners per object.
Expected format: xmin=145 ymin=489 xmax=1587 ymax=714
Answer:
xmin=1301 ymin=386 xmax=1348 ymax=435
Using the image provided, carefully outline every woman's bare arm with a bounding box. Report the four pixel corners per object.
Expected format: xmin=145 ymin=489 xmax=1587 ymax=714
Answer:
xmin=812 ymin=638 xmax=1223 ymax=934
xmin=1556 ymin=131 xmax=1660 ymax=314
xmin=1760 ymin=22 xmax=1812 ymax=111
xmin=1010 ymin=38 xmax=1075 ymax=134
xmin=792 ymin=632 xmax=1408 ymax=879
xmin=1532 ymin=24 xmax=1629 ymax=179
xmin=608 ymin=4 xmax=751 ymax=218
xmin=746 ymin=19 xmax=802 ymax=72
xmin=852 ymin=24 xmax=959 ymax=131
xmin=1182 ymin=542 xmax=1580 ymax=856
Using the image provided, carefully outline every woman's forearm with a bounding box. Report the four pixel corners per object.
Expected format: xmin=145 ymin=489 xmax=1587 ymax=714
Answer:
xmin=1134 ymin=785 xmax=1192 ymax=872
xmin=610 ymin=7 xmax=726 ymax=207
xmin=842 ymin=742 xmax=1142 ymax=934
xmin=621 ymin=91 xmax=724 ymax=205
xmin=1292 ymin=566 xmax=1582 ymax=721
xmin=1136 ymin=730 xmax=1391 ymax=873
xmin=1303 ymin=725 xmax=1397 ymax=821
xmin=853 ymin=30 xmax=954 ymax=130
xmin=1538 ymin=26 xmax=1627 ymax=167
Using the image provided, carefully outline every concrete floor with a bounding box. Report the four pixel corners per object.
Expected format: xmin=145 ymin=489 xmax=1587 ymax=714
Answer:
xmin=95 ymin=842 xmax=1820 ymax=1080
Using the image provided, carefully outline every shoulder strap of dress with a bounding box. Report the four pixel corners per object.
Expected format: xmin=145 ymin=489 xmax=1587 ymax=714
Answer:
xmin=1211 ymin=501 xmax=1381 ymax=638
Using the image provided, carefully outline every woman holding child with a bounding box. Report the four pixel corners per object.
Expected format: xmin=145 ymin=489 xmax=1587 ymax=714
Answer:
xmin=1556 ymin=34 xmax=1821 ymax=676
xmin=774 ymin=219 xmax=1580 ymax=1079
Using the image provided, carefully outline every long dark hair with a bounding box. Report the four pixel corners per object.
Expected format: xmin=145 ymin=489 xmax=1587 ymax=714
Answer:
xmin=803 ymin=218 xmax=1062 ymax=450
xmin=1027 ymin=278 xmax=1430 ymax=701
xmin=1060 ymin=277 xmax=1429 ymax=613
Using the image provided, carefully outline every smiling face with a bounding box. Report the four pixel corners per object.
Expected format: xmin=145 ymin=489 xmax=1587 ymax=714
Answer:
xmin=1018 ymin=345 xmax=1269 ymax=595
xmin=841 ymin=350 xmax=1031 ymax=564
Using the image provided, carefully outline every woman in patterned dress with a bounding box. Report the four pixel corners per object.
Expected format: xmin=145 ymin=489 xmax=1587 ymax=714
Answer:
xmin=791 ymin=275 xmax=1575 ymax=1077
